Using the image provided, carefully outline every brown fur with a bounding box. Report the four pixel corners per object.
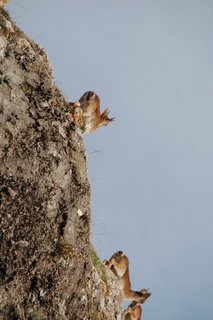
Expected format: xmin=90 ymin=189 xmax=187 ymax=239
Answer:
xmin=69 ymin=91 xmax=114 ymax=133
xmin=122 ymin=302 xmax=142 ymax=320
xmin=105 ymin=251 xmax=150 ymax=301
xmin=122 ymin=289 xmax=151 ymax=320
xmin=0 ymin=0 xmax=10 ymax=7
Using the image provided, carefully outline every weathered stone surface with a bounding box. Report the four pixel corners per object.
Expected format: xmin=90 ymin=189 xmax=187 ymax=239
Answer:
xmin=0 ymin=8 xmax=122 ymax=320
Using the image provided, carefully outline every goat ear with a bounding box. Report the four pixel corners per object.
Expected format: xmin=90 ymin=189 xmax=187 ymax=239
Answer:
xmin=102 ymin=108 xmax=109 ymax=116
xmin=102 ymin=108 xmax=115 ymax=122
xmin=109 ymin=116 xmax=115 ymax=122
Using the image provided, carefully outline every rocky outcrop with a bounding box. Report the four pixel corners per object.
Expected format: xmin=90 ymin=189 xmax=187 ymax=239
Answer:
xmin=0 ymin=8 xmax=122 ymax=320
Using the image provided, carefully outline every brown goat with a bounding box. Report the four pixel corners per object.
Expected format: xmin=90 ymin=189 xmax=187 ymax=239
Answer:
xmin=70 ymin=91 xmax=114 ymax=133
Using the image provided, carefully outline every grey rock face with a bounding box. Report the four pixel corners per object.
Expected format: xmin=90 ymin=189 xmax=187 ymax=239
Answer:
xmin=0 ymin=8 xmax=121 ymax=320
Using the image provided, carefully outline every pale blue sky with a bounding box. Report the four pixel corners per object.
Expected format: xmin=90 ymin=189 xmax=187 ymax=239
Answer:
xmin=8 ymin=1 xmax=213 ymax=319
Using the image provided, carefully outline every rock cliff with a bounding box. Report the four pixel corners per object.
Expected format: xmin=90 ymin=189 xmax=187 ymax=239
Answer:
xmin=0 ymin=7 xmax=121 ymax=320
